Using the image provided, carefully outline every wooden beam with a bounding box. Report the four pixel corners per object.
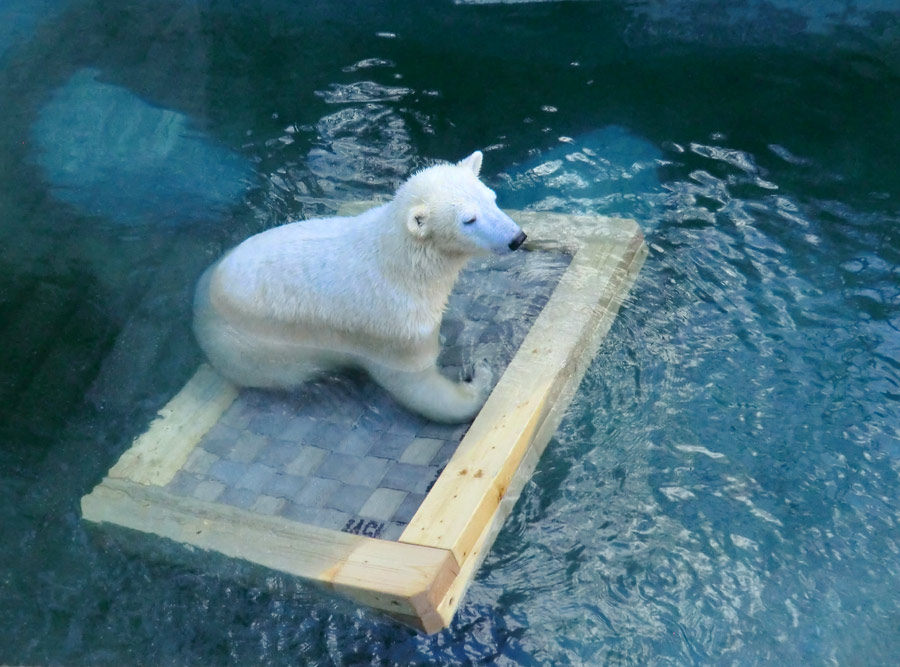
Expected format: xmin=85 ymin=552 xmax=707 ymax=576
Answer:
xmin=432 ymin=233 xmax=648 ymax=624
xmin=108 ymin=364 xmax=237 ymax=486
xmin=400 ymin=224 xmax=645 ymax=566
xmin=82 ymin=477 xmax=458 ymax=622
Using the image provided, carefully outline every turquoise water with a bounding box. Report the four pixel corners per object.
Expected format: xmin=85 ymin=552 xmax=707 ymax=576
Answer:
xmin=1 ymin=1 xmax=899 ymax=664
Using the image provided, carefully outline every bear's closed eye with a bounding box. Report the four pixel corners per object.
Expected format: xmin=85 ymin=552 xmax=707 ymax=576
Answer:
xmin=464 ymin=217 xmax=476 ymax=225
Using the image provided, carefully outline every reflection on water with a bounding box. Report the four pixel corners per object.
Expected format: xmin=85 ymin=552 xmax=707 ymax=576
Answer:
xmin=31 ymin=68 xmax=253 ymax=225
xmin=499 ymin=125 xmax=663 ymax=220
xmin=0 ymin=1 xmax=899 ymax=665
xmin=308 ymin=103 xmax=414 ymax=192
xmin=492 ymin=133 xmax=900 ymax=663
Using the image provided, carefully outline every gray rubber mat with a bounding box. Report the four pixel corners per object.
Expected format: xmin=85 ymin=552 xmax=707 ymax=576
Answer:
xmin=164 ymin=249 xmax=570 ymax=540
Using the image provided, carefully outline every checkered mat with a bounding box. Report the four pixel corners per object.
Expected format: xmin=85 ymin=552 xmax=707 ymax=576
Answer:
xmin=165 ymin=249 xmax=570 ymax=540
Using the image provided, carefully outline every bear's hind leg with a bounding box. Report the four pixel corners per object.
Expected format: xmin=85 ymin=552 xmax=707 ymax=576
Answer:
xmin=366 ymin=361 xmax=493 ymax=423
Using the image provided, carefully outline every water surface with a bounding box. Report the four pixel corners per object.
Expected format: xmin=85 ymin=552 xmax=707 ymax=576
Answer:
xmin=1 ymin=1 xmax=899 ymax=664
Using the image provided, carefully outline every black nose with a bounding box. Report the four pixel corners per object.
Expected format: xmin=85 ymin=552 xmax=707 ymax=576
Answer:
xmin=508 ymin=231 xmax=527 ymax=250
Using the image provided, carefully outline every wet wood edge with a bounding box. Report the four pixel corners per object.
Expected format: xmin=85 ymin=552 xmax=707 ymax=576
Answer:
xmin=81 ymin=477 xmax=458 ymax=627
xmin=108 ymin=363 xmax=238 ymax=486
xmin=400 ymin=217 xmax=644 ymax=563
xmin=430 ymin=234 xmax=648 ymax=625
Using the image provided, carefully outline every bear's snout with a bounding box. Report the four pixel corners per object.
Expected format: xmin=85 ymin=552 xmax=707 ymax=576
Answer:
xmin=508 ymin=231 xmax=527 ymax=251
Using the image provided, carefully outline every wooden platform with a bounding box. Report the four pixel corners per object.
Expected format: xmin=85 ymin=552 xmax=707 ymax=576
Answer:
xmin=81 ymin=207 xmax=646 ymax=633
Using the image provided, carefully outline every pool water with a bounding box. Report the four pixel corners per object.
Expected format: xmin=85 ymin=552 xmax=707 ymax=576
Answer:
xmin=1 ymin=0 xmax=899 ymax=664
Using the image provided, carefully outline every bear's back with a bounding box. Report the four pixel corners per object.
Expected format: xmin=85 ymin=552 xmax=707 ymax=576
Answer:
xmin=208 ymin=208 xmax=439 ymax=342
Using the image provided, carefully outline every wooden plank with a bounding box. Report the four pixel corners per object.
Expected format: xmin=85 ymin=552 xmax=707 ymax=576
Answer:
xmin=510 ymin=210 xmax=636 ymax=251
xmin=108 ymin=364 xmax=238 ymax=486
xmin=81 ymin=477 xmax=458 ymax=622
xmin=399 ymin=241 xmax=619 ymax=560
xmin=433 ymin=233 xmax=648 ymax=625
xmin=337 ymin=202 xmax=632 ymax=252
xmin=400 ymin=223 xmax=645 ymax=565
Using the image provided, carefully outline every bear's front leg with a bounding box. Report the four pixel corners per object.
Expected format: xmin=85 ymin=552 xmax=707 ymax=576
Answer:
xmin=366 ymin=361 xmax=493 ymax=423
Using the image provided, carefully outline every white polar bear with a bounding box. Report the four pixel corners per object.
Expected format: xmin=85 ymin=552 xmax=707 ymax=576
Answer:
xmin=193 ymin=151 xmax=526 ymax=423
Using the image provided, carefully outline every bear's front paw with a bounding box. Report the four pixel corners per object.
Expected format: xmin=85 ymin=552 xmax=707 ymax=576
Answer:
xmin=469 ymin=359 xmax=494 ymax=396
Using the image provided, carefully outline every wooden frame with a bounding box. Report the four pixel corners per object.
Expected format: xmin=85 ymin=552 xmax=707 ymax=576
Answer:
xmin=81 ymin=208 xmax=646 ymax=633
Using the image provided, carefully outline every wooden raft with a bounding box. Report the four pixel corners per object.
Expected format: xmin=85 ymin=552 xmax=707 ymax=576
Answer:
xmin=81 ymin=208 xmax=647 ymax=633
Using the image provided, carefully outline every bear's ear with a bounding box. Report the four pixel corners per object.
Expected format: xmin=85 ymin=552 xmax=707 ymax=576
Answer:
xmin=406 ymin=203 xmax=430 ymax=238
xmin=457 ymin=150 xmax=483 ymax=176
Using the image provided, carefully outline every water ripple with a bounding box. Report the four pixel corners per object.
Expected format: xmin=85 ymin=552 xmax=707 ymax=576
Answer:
xmin=463 ymin=127 xmax=900 ymax=663
xmin=314 ymin=81 xmax=413 ymax=104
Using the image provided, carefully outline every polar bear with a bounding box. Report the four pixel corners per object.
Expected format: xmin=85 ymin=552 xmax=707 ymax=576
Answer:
xmin=193 ymin=151 xmax=526 ymax=423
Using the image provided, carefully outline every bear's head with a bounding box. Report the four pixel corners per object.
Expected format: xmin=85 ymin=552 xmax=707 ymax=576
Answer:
xmin=396 ymin=151 xmax=526 ymax=257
